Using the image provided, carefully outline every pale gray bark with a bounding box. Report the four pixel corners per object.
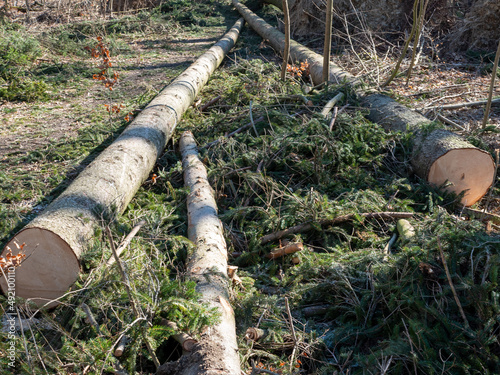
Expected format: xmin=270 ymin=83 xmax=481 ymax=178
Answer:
xmin=156 ymin=131 xmax=240 ymax=374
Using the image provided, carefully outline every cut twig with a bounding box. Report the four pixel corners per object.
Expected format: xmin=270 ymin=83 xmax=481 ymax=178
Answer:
xmin=328 ymin=106 xmax=338 ymax=131
xmin=383 ymin=233 xmax=397 ymax=256
xmin=482 ymin=39 xmax=500 ymax=129
xmin=160 ymin=319 xmax=197 ymax=352
xmin=462 ymin=207 xmax=500 ymax=225
xmin=260 ymin=212 xmax=414 ymax=244
xmin=437 ymin=237 xmax=470 ymax=330
xmin=106 ymin=220 xmax=146 ymax=266
xmin=284 ymin=297 xmax=297 ymax=373
xmin=321 ymin=92 xmax=344 ymax=117
xmin=280 ymin=0 xmax=290 ymax=81
xmin=425 ymin=98 xmax=500 ymax=111
xmin=114 ymin=335 xmax=129 ymax=357
xmin=436 ymin=113 xmax=466 ymax=131
xmin=265 ymin=242 xmax=303 ymax=259
xmin=328 ymin=103 xmax=349 ymax=131
xmin=81 ymin=303 xmax=99 ymax=331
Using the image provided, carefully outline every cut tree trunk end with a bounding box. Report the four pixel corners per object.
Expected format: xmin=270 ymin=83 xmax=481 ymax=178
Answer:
xmin=0 ymin=18 xmax=245 ymax=308
xmin=364 ymin=94 xmax=495 ymax=206
xmin=232 ymin=0 xmax=495 ymax=206
xmin=156 ymin=131 xmax=240 ymax=375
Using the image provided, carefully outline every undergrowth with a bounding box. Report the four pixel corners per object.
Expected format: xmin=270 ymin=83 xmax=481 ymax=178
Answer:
xmin=1 ymin=1 xmax=500 ymax=375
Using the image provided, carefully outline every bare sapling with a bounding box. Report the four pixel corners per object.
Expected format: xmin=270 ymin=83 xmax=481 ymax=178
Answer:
xmin=406 ymin=0 xmax=429 ymax=85
xmin=323 ymin=0 xmax=333 ymax=84
xmin=380 ymin=0 xmax=421 ymax=88
xmin=281 ymin=0 xmax=291 ymax=81
xmin=482 ymin=38 xmax=500 ymax=129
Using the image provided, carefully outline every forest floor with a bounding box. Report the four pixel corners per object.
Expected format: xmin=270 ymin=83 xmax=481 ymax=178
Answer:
xmin=1 ymin=1 xmax=500 ymax=374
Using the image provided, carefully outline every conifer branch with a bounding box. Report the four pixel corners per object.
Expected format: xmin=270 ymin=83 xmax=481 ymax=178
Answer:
xmin=261 ymin=212 xmax=414 ymax=244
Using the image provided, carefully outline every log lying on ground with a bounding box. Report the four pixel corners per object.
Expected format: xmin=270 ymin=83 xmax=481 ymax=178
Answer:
xmin=156 ymin=131 xmax=240 ymax=374
xmin=0 ymin=18 xmax=245 ymax=308
xmin=364 ymin=94 xmax=495 ymax=206
xmin=232 ymin=0 xmax=495 ymax=206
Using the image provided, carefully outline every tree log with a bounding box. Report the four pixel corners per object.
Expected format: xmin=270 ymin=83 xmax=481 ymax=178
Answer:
xmin=156 ymin=131 xmax=240 ymax=374
xmin=232 ymin=0 xmax=495 ymax=206
xmin=0 ymin=18 xmax=245 ymax=308
xmin=363 ymin=94 xmax=495 ymax=206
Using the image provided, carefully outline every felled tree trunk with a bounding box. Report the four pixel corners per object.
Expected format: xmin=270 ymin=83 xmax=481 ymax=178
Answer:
xmin=363 ymin=94 xmax=495 ymax=206
xmin=0 ymin=18 xmax=245 ymax=308
xmin=156 ymin=131 xmax=240 ymax=375
xmin=232 ymin=0 xmax=495 ymax=206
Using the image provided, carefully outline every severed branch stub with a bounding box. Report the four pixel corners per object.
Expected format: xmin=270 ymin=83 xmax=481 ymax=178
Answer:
xmin=462 ymin=207 xmax=500 ymax=225
xmin=81 ymin=303 xmax=99 ymax=331
xmin=160 ymin=319 xmax=197 ymax=352
xmin=227 ymin=265 xmax=244 ymax=288
xmin=245 ymin=327 xmax=266 ymax=342
xmin=114 ymin=335 xmax=129 ymax=357
xmin=266 ymin=242 xmax=303 ymax=259
xmin=200 ymin=95 xmax=222 ymax=112
xmin=396 ymin=219 xmax=415 ymax=243
xmin=321 ymin=92 xmax=344 ymax=117
xmin=106 ymin=219 xmax=146 ymax=267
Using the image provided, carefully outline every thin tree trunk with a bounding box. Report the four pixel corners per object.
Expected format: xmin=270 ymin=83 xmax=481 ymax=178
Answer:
xmin=0 ymin=18 xmax=245 ymax=308
xmin=482 ymin=39 xmax=500 ymax=129
xmin=323 ymin=0 xmax=333 ymax=83
xmin=280 ymin=0 xmax=290 ymax=80
xmin=156 ymin=131 xmax=240 ymax=374
xmin=232 ymin=0 xmax=495 ymax=206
